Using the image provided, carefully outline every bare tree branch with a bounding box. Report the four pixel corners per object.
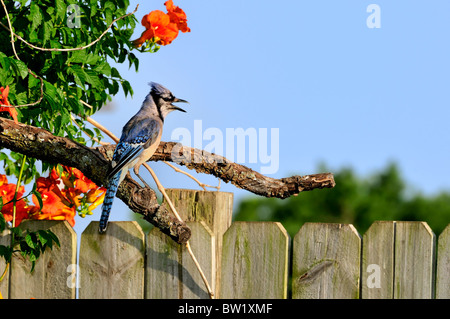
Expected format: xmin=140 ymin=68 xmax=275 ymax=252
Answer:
xmin=151 ymin=142 xmax=336 ymax=199
xmin=0 ymin=117 xmax=191 ymax=243
xmin=0 ymin=118 xmax=335 ymax=242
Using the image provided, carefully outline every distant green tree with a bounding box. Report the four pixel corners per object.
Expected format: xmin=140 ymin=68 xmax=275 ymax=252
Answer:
xmin=234 ymin=163 xmax=449 ymax=237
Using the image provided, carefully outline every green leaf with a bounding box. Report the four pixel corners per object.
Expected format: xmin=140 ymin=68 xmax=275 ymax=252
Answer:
xmin=32 ymin=187 xmax=43 ymax=210
xmin=0 ymin=210 xmax=5 ymax=233
xmin=90 ymin=5 xmax=97 ymax=17
xmin=0 ymin=0 xmax=139 ymax=156
xmin=55 ymin=0 xmax=66 ymax=23
xmin=0 ymin=52 xmax=11 ymax=71
xmin=67 ymin=97 xmax=83 ymax=115
xmin=104 ymin=2 xmax=115 ymax=25
xmin=46 ymin=6 xmax=55 ymax=15
xmin=30 ymin=260 xmax=36 ymax=273
xmin=37 ymin=230 xmax=48 ymax=245
xmin=85 ymin=54 xmax=101 ymax=65
xmin=39 ymin=230 xmax=61 ymax=249
xmin=0 ymin=245 xmax=12 ymax=262
xmin=10 ymin=59 xmax=29 ymax=79
xmin=43 ymin=81 xmax=59 ymax=111
xmin=105 ymin=8 xmax=113 ymax=25
xmin=10 ymin=227 xmax=22 ymax=238
xmin=121 ymin=80 xmax=133 ymax=97
xmin=42 ymin=20 xmax=54 ymax=46
xmin=30 ymin=3 xmax=43 ymax=32
xmin=84 ymin=70 xmax=103 ymax=88
xmin=69 ymin=65 xmax=87 ymax=87
xmin=28 ymin=72 xmax=40 ymax=90
xmin=29 ymin=251 xmax=37 ymax=262
xmin=128 ymin=52 xmax=139 ymax=72
xmin=67 ymin=50 xmax=87 ymax=64
xmin=110 ymin=67 xmax=121 ymax=78
xmin=13 ymin=91 xmax=28 ymax=105
xmin=25 ymin=233 xmax=36 ymax=249
xmin=95 ymin=61 xmax=111 ymax=76
xmin=47 ymin=230 xmax=60 ymax=248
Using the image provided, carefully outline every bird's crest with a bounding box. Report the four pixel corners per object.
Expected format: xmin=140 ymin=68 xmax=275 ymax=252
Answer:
xmin=149 ymin=82 xmax=172 ymax=99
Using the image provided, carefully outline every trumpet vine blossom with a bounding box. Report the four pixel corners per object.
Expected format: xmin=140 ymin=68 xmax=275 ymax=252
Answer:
xmin=0 ymin=166 xmax=106 ymax=227
xmin=132 ymin=1 xmax=190 ymax=47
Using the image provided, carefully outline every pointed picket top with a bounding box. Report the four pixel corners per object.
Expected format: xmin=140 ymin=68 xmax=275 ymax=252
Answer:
xmin=164 ymin=189 xmax=233 ymax=296
xmin=78 ymin=221 xmax=145 ymax=299
xmin=220 ymin=222 xmax=290 ymax=299
xmin=292 ymin=223 xmax=361 ymax=299
xmin=9 ymin=220 xmax=76 ymax=299
xmin=394 ymin=221 xmax=436 ymax=299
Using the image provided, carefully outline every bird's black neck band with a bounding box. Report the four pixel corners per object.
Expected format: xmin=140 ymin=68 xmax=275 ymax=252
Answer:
xmin=150 ymin=91 xmax=165 ymax=122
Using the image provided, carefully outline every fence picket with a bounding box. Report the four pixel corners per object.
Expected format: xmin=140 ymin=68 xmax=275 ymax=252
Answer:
xmin=292 ymin=223 xmax=361 ymax=299
xmin=145 ymin=221 xmax=215 ymax=299
xmin=78 ymin=221 xmax=145 ymax=299
xmin=165 ymin=189 xmax=233 ymax=296
xmin=9 ymin=221 xmax=76 ymax=299
xmin=0 ymin=217 xmax=446 ymax=299
xmin=145 ymin=224 xmax=180 ymax=299
xmin=181 ymin=222 xmax=215 ymax=298
xmin=362 ymin=221 xmax=395 ymax=298
xmin=436 ymin=224 xmax=450 ymax=299
xmin=394 ymin=222 xmax=435 ymax=299
xmin=220 ymin=222 xmax=289 ymax=299
xmin=0 ymin=229 xmax=10 ymax=299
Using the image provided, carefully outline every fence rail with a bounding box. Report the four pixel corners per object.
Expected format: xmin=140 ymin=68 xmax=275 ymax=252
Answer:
xmin=0 ymin=189 xmax=448 ymax=299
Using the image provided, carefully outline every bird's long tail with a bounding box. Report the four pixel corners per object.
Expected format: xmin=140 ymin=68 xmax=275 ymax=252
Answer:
xmin=99 ymin=173 xmax=121 ymax=233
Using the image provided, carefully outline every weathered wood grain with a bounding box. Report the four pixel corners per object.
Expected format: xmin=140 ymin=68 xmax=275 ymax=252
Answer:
xmin=9 ymin=221 xmax=76 ymax=299
xmin=145 ymin=224 xmax=180 ymax=299
xmin=292 ymin=223 xmax=361 ymax=299
xmin=436 ymin=224 xmax=450 ymax=299
xmin=145 ymin=221 xmax=214 ymax=299
xmin=0 ymin=229 xmax=10 ymax=299
xmin=2 ymin=218 xmax=443 ymax=299
xmin=181 ymin=222 xmax=215 ymax=298
xmin=220 ymin=222 xmax=290 ymax=299
xmin=165 ymin=188 xmax=233 ymax=296
xmin=78 ymin=221 xmax=145 ymax=299
xmin=394 ymin=222 xmax=436 ymax=299
xmin=362 ymin=221 xmax=395 ymax=298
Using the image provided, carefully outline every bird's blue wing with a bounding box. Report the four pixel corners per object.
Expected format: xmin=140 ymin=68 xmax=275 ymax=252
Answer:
xmin=99 ymin=117 xmax=161 ymax=233
xmin=107 ymin=118 xmax=161 ymax=180
xmin=107 ymin=142 xmax=143 ymax=180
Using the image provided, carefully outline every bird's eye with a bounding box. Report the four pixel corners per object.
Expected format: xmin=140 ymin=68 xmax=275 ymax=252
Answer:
xmin=162 ymin=95 xmax=173 ymax=102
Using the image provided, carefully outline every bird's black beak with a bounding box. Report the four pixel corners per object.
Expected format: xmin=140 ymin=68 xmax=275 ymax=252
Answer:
xmin=171 ymin=97 xmax=188 ymax=112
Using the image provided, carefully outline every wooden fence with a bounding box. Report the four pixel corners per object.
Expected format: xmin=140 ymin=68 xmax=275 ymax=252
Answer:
xmin=0 ymin=189 xmax=448 ymax=299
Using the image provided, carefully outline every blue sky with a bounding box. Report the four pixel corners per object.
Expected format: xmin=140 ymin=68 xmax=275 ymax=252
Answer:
xmin=75 ymin=1 xmax=450 ymax=232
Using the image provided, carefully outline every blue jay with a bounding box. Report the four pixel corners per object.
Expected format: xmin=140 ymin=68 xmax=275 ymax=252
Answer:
xmin=99 ymin=82 xmax=188 ymax=233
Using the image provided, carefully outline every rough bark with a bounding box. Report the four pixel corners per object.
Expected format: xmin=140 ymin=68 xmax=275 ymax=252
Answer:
xmin=151 ymin=142 xmax=335 ymax=199
xmin=0 ymin=118 xmax=190 ymax=243
xmin=0 ymin=118 xmax=335 ymax=243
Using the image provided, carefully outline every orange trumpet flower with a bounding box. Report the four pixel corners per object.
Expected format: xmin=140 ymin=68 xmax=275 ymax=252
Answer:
xmin=132 ymin=1 xmax=190 ymax=47
xmin=165 ymin=0 xmax=190 ymax=33
xmin=0 ymin=86 xmax=19 ymax=124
